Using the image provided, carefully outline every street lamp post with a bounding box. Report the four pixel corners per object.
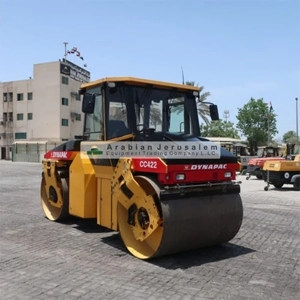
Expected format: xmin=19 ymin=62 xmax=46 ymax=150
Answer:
xmin=296 ymin=97 xmax=299 ymax=143
xmin=267 ymin=115 xmax=270 ymax=146
xmin=223 ymin=110 xmax=230 ymax=123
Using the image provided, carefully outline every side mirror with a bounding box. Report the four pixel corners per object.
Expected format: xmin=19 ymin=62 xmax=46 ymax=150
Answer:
xmin=82 ymin=93 xmax=95 ymax=114
xmin=209 ymin=104 xmax=219 ymax=121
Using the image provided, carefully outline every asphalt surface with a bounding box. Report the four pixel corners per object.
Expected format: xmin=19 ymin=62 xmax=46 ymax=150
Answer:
xmin=0 ymin=160 xmax=299 ymax=300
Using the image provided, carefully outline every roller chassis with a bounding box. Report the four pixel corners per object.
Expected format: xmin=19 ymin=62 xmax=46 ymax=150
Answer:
xmin=39 ymin=76 xmax=244 ymax=260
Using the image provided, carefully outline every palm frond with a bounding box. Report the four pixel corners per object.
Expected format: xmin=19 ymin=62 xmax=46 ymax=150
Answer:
xmin=198 ymin=92 xmax=211 ymax=103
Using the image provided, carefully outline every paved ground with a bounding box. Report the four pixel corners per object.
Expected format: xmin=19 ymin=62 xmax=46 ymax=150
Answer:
xmin=0 ymin=160 xmax=299 ymax=300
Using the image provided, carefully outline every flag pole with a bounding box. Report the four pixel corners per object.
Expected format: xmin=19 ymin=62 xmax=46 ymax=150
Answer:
xmin=63 ymin=42 xmax=68 ymax=63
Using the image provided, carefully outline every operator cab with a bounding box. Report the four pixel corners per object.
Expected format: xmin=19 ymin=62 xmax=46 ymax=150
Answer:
xmin=80 ymin=77 xmax=219 ymax=141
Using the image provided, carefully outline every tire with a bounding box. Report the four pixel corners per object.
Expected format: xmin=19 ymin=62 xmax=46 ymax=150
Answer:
xmin=256 ymin=174 xmax=263 ymax=180
xmin=294 ymin=177 xmax=300 ymax=191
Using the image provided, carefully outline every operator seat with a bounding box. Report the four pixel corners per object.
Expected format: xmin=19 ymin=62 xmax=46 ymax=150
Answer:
xmin=108 ymin=120 xmax=131 ymax=139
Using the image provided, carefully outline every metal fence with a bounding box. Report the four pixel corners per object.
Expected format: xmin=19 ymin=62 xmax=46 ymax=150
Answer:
xmin=12 ymin=142 xmax=60 ymax=163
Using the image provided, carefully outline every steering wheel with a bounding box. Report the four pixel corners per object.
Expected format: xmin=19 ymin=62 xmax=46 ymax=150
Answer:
xmin=138 ymin=127 xmax=155 ymax=134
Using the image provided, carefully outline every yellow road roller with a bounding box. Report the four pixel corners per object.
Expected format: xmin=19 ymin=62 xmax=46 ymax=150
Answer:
xmin=41 ymin=77 xmax=243 ymax=260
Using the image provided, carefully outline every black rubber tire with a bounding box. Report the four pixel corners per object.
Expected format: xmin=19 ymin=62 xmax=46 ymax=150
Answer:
xmin=294 ymin=177 xmax=300 ymax=191
xmin=273 ymin=183 xmax=283 ymax=189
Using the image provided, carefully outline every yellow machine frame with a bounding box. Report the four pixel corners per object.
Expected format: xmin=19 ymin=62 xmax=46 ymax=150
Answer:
xmin=41 ymin=76 xmax=243 ymax=259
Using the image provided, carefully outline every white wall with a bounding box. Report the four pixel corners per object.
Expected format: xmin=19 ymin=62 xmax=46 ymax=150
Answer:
xmin=60 ymin=75 xmax=83 ymax=139
xmin=32 ymin=61 xmax=61 ymax=140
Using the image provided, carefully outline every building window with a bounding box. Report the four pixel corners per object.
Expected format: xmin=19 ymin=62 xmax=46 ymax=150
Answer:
xmin=76 ymin=94 xmax=80 ymax=101
xmin=28 ymin=113 xmax=33 ymax=120
xmin=61 ymin=119 xmax=69 ymax=126
xmin=75 ymin=114 xmax=81 ymax=121
xmin=62 ymin=76 xmax=69 ymax=85
xmin=28 ymin=92 xmax=33 ymax=100
xmin=15 ymin=132 xmax=27 ymax=139
xmin=3 ymin=93 xmax=7 ymax=102
xmin=62 ymin=97 xmax=69 ymax=106
xmin=3 ymin=113 xmax=7 ymax=121
xmin=8 ymin=112 xmax=13 ymax=121
xmin=17 ymin=93 xmax=24 ymax=101
xmin=17 ymin=113 xmax=24 ymax=121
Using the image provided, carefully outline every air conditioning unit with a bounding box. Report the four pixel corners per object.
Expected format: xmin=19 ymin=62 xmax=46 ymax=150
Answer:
xmin=0 ymin=121 xmax=5 ymax=126
xmin=70 ymin=112 xmax=76 ymax=121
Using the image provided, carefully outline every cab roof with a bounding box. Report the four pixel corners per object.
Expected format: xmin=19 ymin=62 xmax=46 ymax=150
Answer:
xmin=80 ymin=76 xmax=200 ymax=92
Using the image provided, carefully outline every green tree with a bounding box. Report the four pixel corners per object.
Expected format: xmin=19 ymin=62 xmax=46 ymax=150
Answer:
xmin=172 ymin=81 xmax=211 ymax=124
xmin=236 ymin=97 xmax=278 ymax=145
xmin=200 ymin=119 xmax=240 ymax=139
xmin=282 ymin=130 xmax=298 ymax=144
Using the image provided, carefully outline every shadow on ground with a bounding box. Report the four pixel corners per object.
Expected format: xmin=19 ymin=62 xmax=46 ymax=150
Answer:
xmin=263 ymin=185 xmax=298 ymax=192
xmin=101 ymin=234 xmax=255 ymax=269
xmin=59 ymin=217 xmax=113 ymax=233
xmin=56 ymin=217 xmax=255 ymax=269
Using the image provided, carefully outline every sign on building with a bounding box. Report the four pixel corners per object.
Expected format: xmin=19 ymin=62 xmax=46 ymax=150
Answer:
xmin=60 ymin=59 xmax=90 ymax=83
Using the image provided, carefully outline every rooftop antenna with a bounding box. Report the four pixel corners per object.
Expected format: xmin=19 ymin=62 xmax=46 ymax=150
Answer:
xmin=63 ymin=42 xmax=68 ymax=62
xmin=181 ymin=66 xmax=185 ymax=85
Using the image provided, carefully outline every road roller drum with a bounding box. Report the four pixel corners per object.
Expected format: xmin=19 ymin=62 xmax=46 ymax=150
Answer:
xmin=117 ymin=176 xmax=243 ymax=259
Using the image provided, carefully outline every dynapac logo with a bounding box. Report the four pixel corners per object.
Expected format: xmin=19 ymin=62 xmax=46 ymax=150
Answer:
xmin=51 ymin=151 xmax=68 ymax=159
xmin=190 ymin=164 xmax=227 ymax=170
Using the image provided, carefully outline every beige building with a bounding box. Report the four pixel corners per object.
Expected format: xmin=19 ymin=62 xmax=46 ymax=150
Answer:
xmin=0 ymin=60 xmax=90 ymax=160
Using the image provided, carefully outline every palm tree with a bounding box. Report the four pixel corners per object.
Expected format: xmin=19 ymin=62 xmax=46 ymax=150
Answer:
xmin=186 ymin=81 xmax=211 ymax=125
xmin=172 ymin=81 xmax=211 ymax=125
xmin=111 ymin=103 xmax=162 ymax=129
xmin=110 ymin=105 xmax=127 ymax=123
xmin=136 ymin=103 xmax=162 ymax=129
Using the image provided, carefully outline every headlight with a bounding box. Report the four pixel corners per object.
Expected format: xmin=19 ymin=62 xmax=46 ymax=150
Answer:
xmin=176 ymin=174 xmax=185 ymax=180
xmin=224 ymin=172 xmax=232 ymax=178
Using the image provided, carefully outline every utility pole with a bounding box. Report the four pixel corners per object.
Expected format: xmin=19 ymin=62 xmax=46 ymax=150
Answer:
xmin=296 ymin=97 xmax=299 ymax=143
